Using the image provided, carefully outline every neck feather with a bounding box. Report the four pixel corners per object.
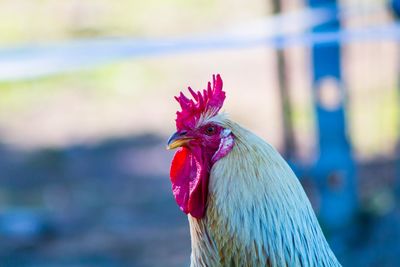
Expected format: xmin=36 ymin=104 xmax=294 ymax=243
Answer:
xmin=189 ymin=119 xmax=341 ymax=267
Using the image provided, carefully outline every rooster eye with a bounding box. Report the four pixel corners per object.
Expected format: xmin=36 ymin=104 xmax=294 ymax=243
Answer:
xmin=205 ymin=126 xmax=216 ymax=135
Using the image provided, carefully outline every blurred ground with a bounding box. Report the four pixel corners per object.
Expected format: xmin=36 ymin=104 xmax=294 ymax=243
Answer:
xmin=0 ymin=135 xmax=191 ymax=267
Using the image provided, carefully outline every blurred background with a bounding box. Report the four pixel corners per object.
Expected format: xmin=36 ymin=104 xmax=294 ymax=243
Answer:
xmin=0 ymin=0 xmax=399 ymax=266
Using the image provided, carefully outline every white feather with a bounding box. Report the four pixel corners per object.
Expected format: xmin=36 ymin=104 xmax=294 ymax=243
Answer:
xmin=188 ymin=116 xmax=341 ymax=267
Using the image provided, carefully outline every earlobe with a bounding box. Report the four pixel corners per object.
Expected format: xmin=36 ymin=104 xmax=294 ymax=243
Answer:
xmin=221 ymin=128 xmax=232 ymax=137
xmin=211 ymin=130 xmax=234 ymax=164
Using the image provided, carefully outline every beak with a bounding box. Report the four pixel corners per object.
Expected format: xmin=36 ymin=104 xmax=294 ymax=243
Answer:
xmin=167 ymin=131 xmax=192 ymax=150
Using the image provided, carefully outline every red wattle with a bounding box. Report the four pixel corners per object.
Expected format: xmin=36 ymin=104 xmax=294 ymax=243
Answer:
xmin=170 ymin=147 xmax=209 ymax=218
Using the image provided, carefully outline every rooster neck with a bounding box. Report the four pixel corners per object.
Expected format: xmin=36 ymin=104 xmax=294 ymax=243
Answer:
xmin=188 ymin=119 xmax=341 ymax=267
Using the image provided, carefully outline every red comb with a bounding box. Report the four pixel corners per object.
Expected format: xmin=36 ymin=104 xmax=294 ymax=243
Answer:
xmin=175 ymin=74 xmax=225 ymax=130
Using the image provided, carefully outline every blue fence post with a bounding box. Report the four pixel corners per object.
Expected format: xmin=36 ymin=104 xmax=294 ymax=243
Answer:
xmin=391 ymin=0 xmax=400 ymax=17
xmin=389 ymin=0 xmax=400 ymax=197
xmin=308 ymin=0 xmax=357 ymax=230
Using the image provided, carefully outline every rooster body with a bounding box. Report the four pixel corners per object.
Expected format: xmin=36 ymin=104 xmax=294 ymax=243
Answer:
xmin=189 ymin=117 xmax=340 ymax=266
xmin=167 ymin=75 xmax=341 ymax=267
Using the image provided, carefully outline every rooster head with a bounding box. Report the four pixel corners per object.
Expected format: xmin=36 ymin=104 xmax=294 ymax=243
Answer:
xmin=167 ymin=74 xmax=234 ymax=218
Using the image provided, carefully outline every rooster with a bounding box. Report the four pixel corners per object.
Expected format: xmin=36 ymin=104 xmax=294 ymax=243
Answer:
xmin=167 ymin=75 xmax=341 ymax=267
